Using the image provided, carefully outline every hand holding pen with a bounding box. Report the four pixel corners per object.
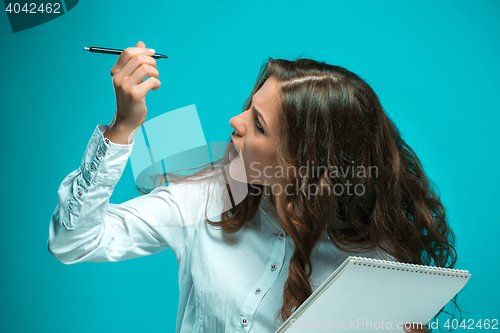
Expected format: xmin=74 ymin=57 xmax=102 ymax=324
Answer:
xmin=93 ymin=41 xmax=162 ymax=144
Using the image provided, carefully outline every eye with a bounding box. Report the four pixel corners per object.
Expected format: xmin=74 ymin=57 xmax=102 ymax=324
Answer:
xmin=249 ymin=103 xmax=265 ymax=134
xmin=244 ymin=105 xmax=265 ymax=134
xmin=256 ymin=119 xmax=265 ymax=133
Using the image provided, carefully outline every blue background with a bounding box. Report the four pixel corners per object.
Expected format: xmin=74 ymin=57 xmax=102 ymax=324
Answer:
xmin=1 ymin=0 xmax=498 ymax=331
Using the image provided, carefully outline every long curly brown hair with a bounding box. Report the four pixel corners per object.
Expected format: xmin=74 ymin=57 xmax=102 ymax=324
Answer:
xmin=137 ymin=57 xmax=460 ymax=327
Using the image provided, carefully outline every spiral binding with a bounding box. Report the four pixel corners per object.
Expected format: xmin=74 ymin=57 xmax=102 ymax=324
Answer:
xmin=349 ymin=256 xmax=470 ymax=278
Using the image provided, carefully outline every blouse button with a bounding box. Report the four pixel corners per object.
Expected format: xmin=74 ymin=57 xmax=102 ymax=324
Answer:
xmin=76 ymin=186 xmax=83 ymax=198
xmin=240 ymin=317 xmax=248 ymax=326
xmin=255 ymin=288 xmax=261 ymax=294
xmin=270 ymin=264 xmax=277 ymax=271
xmin=279 ymin=232 xmax=285 ymax=239
xmin=97 ymin=149 xmax=102 ymax=155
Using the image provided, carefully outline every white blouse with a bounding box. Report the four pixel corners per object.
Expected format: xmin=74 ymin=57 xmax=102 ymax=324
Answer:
xmin=47 ymin=124 xmax=394 ymax=333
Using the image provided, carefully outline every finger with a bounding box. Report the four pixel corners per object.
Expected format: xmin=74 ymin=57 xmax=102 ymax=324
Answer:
xmin=133 ymin=76 xmax=162 ymax=98
xmin=136 ymin=40 xmax=146 ymax=48
xmin=117 ymin=53 xmax=158 ymax=80
xmin=110 ymin=44 xmax=155 ymax=76
xmin=123 ymin=63 xmax=160 ymax=90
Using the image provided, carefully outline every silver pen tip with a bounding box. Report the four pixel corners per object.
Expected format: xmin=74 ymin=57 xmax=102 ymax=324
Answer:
xmin=83 ymin=47 xmax=90 ymax=51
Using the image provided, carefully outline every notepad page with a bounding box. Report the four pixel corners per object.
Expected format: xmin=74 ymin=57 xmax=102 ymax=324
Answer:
xmin=276 ymin=257 xmax=470 ymax=333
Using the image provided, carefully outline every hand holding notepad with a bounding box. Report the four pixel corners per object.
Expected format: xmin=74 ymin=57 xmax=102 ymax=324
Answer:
xmin=275 ymin=256 xmax=470 ymax=332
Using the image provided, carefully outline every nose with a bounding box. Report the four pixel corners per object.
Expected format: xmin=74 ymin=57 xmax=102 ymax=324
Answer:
xmin=229 ymin=113 xmax=245 ymax=137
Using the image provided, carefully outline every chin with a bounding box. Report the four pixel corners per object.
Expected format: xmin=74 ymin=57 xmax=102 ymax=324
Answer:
xmin=228 ymin=157 xmax=248 ymax=183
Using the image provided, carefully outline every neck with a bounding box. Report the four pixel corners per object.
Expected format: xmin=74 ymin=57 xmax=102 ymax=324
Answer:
xmin=263 ymin=186 xmax=277 ymax=210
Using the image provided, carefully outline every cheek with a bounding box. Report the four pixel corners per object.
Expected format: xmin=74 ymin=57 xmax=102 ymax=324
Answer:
xmin=256 ymin=147 xmax=277 ymax=167
xmin=243 ymin=143 xmax=269 ymax=166
xmin=245 ymin=147 xmax=277 ymax=176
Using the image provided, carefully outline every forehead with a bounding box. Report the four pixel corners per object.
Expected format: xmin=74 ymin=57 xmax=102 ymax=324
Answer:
xmin=255 ymin=76 xmax=281 ymax=101
xmin=253 ymin=76 xmax=281 ymax=118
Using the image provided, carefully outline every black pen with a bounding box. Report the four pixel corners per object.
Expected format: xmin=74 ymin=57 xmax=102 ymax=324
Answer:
xmin=83 ymin=47 xmax=168 ymax=59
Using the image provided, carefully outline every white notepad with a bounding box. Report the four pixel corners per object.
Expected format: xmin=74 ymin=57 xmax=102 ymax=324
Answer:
xmin=275 ymin=256 xmax=471 ymax=332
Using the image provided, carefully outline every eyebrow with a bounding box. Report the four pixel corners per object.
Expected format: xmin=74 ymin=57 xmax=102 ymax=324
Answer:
xmin=251 ymin=95 xmax=267 ymax=127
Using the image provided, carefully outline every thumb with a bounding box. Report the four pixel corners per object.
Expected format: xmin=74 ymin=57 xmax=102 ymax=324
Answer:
xmin=136 ymin=40 xmax=146 ymax=48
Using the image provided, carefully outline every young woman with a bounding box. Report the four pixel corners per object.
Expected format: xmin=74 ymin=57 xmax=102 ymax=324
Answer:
xmin=48 ymin=41 xmax=458 ymax=332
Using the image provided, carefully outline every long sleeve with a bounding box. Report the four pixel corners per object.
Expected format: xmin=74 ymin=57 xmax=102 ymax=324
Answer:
xmin=47 ymin=124 xmax=212 ymax=265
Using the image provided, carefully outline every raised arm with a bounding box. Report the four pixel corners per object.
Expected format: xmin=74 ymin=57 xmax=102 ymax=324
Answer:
xmin=47 ymin=124 xmax=212 ymax=265
xmin=48 ymin=40 xmax=214 ymax=265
